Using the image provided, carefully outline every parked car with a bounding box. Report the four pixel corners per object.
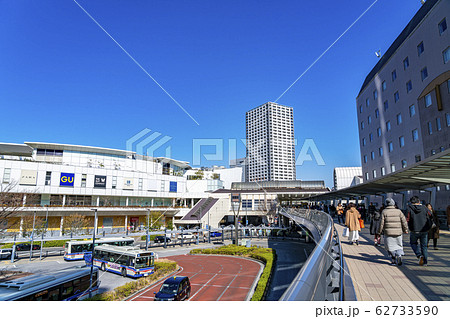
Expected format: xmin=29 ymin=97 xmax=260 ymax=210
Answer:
xmin=210 ymin=231 xmax=222 ymax=237
xmin=154 ymin=236 xmax=171 ymax=243
xmin=154 ymin=276 xmax=191 ymax=301
xmin=179 ymin=233 xmax=194 ymax=240
xmin=15 ymin=243 xmax=41 ymax=251
xmin=0 ymin=248 xmax=15 ymax=260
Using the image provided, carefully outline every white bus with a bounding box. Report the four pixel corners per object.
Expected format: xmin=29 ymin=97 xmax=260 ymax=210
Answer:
xmin=93 ymin=244 xmax=155 ymax=278
xmin=0 ymin=267 xmax=99 ymax=301
xmin=64 ymin=237 xmax=134 ymax=261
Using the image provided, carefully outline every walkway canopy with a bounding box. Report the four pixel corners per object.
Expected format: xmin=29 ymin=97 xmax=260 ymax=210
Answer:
xmin=308 ymin=148 xmax=450 ymax=201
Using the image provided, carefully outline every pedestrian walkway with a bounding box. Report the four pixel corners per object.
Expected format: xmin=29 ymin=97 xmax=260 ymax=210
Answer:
xmin=335 ymin=220 xmax=450 ymax=301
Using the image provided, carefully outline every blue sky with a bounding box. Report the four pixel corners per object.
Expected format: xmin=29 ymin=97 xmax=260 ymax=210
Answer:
xmin=0 ymin=0 xmax=424 ymax=187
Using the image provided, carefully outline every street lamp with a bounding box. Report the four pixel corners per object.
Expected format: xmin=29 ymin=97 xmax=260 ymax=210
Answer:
xmin=146 ymin=209 xmax=150 ymax=251
xmin=89 ymin=208 xmax=98 ymax=298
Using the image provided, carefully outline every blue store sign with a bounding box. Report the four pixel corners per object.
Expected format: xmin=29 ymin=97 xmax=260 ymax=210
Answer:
xmin=60 ymin=173 xmax=75 ymax=187
xmin=169 ymin=181 xmax=177 ymax=192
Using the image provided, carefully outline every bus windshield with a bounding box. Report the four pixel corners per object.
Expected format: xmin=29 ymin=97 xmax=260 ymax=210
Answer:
xmin=135 ymin=256 xmax=151 ymax=269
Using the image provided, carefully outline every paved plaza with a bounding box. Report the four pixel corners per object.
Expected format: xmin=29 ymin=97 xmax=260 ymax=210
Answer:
xmin=335 ymin=221 xmax=450 ymax=301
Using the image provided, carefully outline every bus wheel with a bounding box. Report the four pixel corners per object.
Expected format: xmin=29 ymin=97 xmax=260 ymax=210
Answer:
xmin=121 ymin=268 xmax=127 ymax=277
xmin=101 ymin=263 xmax=106 ymax=272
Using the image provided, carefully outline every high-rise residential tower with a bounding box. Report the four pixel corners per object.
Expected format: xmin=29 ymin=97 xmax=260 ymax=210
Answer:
xmin=246 ymin=102 xmax=296 ymax=182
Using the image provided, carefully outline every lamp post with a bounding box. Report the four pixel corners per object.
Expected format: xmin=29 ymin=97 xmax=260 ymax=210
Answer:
xmin=146 ymin=209 xmax=150 ymax=251
xmin=40 ymin=208 xmax=48 ymax=260
xmin=29 ymin=211 xmax=36 ymax=261
xmin=89 ymin=209 xmax=98 ymax=298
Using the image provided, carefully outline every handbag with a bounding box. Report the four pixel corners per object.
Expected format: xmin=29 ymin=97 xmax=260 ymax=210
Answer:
xmin=359 ymin=219 xmax=365 ymax=229
xmin=343 ymin=227 xmax=349 ymax=237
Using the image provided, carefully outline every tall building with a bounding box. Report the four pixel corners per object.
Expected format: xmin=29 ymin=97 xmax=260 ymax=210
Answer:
xmin=246 ymin=102 xmax=296 ymax=182
xmin=356 ymin=0 xmax=450 ymax=209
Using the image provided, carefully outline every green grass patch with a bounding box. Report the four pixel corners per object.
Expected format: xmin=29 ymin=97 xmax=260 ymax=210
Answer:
xmin=86 ymin=259 xmax=178 ymax=301
xmin=190 ymin=245 xmax=276 ymax=301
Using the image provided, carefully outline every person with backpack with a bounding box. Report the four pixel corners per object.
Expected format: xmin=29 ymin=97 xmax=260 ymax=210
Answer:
xmin=370 ymin=206 xmax=382 ymax=246
xmin=406 ymin=196 xmax=433 ymax=266
xmin=378 ymin=198 xmax=408 ymax=265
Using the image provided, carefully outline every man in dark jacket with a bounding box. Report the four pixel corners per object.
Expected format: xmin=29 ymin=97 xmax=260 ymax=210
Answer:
xmin=406 ymin=196 xmax=431 ymax=266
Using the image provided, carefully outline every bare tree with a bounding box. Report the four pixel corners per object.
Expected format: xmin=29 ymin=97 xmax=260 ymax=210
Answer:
xmin=63 ymin=214 xmax=90 ymax=236
xmin=0 ymin=182 xmax=25 ymax=233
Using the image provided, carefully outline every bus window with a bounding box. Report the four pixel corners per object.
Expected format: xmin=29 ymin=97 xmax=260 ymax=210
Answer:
xmin=61 ymin=282 xmax=74 ymax=299
xmin=48 ymin=288 xmax=60 ymax=301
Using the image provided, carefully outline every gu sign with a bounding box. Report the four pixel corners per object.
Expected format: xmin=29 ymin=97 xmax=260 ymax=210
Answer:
xmin=60 ymin=173 xmax=75 ymax=187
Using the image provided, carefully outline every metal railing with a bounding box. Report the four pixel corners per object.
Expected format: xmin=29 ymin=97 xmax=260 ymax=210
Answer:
xmin=278 ymin=208 xmax=346 ymax=301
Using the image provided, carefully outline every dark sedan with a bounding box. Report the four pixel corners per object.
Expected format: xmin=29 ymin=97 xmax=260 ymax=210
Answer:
xmin=15 ymin=243 xmax=41 ymax=251
xmin=154 ymin=236 xmax=171 ymax=243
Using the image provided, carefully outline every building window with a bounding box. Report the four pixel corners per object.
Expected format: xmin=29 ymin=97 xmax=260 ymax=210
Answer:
xmin=406 ymin=81 xmax=412 ymax=93
xmin=371 ymin=151 xmax=375 ymax=160
xmin=399 ymin=136 xmax=405 ymax=148
xmin=392 ymin=70 xmax=397 ymax=81
xmin=425 ymin=93 xmax=432 ymax=107
xmin=112 ymin=176 xmax=117 ymax=189
xmin=409 ymin=104 xmax=416 ymax=117
xmin=388 ymin=142 xmax=393 ymax=152
xmin=365 ymin=172 xmax=369 ymax=181
xmin=139 ymin=178 xmax=143 ymax=190
xmin=2 ymin=168 xmax=11 ymax=183
xmin=363 ymin=155 xmax=368 ymax=163
xmin=394 ymin=91 xmax=399 ymax=102
xmin=362 ymin=138 xmax=366 ymax=146
xmin=431 ymin=149 xmax=436 ymax=156
xmin=375 ymin=109 xmax=379 ymax=118
xmin=415 ymin=155 xmax=421 ymax=163
xmin=382 ymin=81 xmax=386 ymax=91
xmin=403 ymin=57 xmax=409 ymax=70
xmin=359 ymin=105 xmax=363 ymax=113
xmin=396 ymin=113 xmax=402 ymax=125
xmin=361 ymin=121 xmax=365 ymax=130
xmin=81 ymin=174 xmax=87 ymax=188
xmin=386 ymin=121 xmax=391 ymax=131
xmin=384 ymin=100 xmax=389 ymax=111
xmin=412 ymin=129 xmax=419 ymax=142
xmin=391 ymin=163 xmax=396 ymax=173
xmin=366 ymin=98 xmax=370 ymax=107
xmin=368 ymin=115 xmax=372 ymax=124
xmin=417 ymin=41 xmax=424 ymax=56
xmin=369 ymin=133 xmax=373 ymax=142
xmin=381 ymin=166 xmax=386 ymax=176
xmin=428 ymin=122 xmax=433 ymax=135
xmin=401 ymin=160 xmax=407 ymax=168
xmin=439 ymin=18 xmax=447 ymax=35
xmin=436 ymin=117 xmax=442 ymax=131
xmin=444 ymin=47 xmax=450 ymax=64
xmin=373 ymin=90 xmax=378 ymax=100
xmin=372 ymin=169 xmax=377 ymax=178
xmin=446 ymin=113 xmax=450 ymax=127
xmin=377 ymin=127 xmax=381 ymax=137
xmin=421 ymin=67 xmax=428 ymax=81
xmin=379 ymin=147 xmax=383 ymax=156
xmin=45 ymin=171 xmax=51 ymax=186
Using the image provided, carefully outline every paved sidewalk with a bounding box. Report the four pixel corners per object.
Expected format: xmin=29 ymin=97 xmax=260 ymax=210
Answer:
xmin=335 ymin=221 xmax=450 ymax=301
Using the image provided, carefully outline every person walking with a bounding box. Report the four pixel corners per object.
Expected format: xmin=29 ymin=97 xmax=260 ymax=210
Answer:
xmin=378 ymin=198 xmax=408 ymax=265
xmin=370 ymin=206 xmax=382 ymax=246
xmin=426 ymin=203 xmax=440 ymax=250
xmin=337 ymin=203 xmax=344 ymax=224
xmin=345 ymin=203 xmax=361 ymax=245
xmin=406 ymin=196 xmax=432 ymax=266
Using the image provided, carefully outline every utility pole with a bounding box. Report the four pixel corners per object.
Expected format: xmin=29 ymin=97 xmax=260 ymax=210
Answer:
xmin=89 ymin=209 xmax=98 ymax=298
xmin=231 ymin=193 xmax=241 ymax=245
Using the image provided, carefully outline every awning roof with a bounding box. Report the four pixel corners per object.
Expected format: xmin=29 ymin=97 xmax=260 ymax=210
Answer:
xmin=308 ymin=148 xmax=450 ymax=201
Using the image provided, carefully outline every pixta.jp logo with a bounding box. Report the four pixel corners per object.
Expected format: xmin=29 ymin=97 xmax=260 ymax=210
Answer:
xmin=126 ymin=128 xmax=172 ymax=157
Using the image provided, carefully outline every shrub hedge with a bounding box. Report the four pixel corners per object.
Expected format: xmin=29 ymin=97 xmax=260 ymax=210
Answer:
xmin=1 ymin=239 xmax=72 ymax=249
xmin=86 ymin=259 xmax=178 ymax=301
xmin=190 ymin=245 xmax=276 ymax=301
